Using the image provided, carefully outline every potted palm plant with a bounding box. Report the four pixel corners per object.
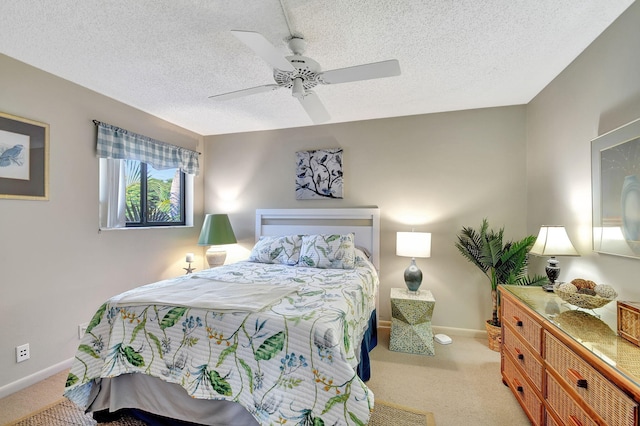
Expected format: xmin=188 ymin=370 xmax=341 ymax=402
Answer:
xmin=455 ymin=219 xmax=546 ymax=351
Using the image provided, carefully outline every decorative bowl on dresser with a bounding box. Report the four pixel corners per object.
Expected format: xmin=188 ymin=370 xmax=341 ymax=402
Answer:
xmin=499 ymin=285 xmax=640 ymax=425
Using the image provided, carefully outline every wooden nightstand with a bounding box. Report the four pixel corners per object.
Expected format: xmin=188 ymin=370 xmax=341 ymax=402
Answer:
xmin=389 ymin=288 xmax=435 ymax=355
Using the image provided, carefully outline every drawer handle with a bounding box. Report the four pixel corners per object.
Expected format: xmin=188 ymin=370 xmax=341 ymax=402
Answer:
xmin=512 ymin=378 xmax=524 ymax=393
xmin=568 ymin=415 xmax=583 ymax=426
xmin=514 ymin=348 xmax=524 ymax=361
xmin=513 ymin=316 xmax=523 ymax=327
xmin=567 ymin=368 xmax=588 ymax=389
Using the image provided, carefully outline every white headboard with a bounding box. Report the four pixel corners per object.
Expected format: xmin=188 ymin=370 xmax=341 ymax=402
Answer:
xmin=255 ymin=208 xmax=380 ymax=270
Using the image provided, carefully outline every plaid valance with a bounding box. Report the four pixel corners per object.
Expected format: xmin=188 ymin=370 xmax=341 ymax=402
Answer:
xmin=94 ymin=121 xmax=199 ymax=175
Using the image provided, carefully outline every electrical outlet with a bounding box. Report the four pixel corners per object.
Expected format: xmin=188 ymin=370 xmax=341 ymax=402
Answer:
xmin=78 ymin=322 xmax=89 ymax=339
xmin=16 ymin=344 xmax=30 ymax=363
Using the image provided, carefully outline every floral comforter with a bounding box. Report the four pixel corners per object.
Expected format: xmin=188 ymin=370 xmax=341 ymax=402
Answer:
xmin=64 ymin=256 xmax=378 ymax=425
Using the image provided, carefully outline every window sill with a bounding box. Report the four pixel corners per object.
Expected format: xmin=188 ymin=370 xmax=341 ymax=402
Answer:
xmin=99 ymin=225 xmax=194 ymax=232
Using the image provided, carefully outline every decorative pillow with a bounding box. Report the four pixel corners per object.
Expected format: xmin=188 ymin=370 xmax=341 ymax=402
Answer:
xmin=354 ymin=247 xmax=373 ymax=265
xmin=248 ymin=235 xmax=302 ymax=265
xmin=298 ymin=233 xmax=356 ymax=269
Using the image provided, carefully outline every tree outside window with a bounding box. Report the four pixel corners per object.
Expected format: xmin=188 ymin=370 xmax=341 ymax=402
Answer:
xmin=124 ymin=159 xmax=185 ymax=226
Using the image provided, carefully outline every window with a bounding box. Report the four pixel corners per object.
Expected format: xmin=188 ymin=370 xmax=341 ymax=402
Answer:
xmin=94 ymin=120 xmax=199 ymax=230
xmin=124 ymin=160 xmax=185 ymax=226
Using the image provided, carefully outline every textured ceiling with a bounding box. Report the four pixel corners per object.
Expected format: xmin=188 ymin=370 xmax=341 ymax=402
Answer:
xmin=0 ymin=1 xmax=635 ymax=135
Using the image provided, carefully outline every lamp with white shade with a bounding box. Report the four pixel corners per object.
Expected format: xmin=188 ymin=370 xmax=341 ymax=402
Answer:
xmin=198 ymin=214 xmax=237 ymax=268
xmin=396 ymin=231 xmax=431 ymax=293
xmin=529 ymin=225 xmax=579 ymax=290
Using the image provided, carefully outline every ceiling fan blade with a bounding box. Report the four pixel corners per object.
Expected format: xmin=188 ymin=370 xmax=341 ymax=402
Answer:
xmin=319 ymin=59 xmax=401 ymax=84
xmin=209 ymin=84 xmax=281 ymax=101
xmin=231 ymin=30 xmax=296 ymax=72
xmin=298 ymin=91 xmax=330 ymax=124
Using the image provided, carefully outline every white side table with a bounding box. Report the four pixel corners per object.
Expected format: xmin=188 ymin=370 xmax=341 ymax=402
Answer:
xmin=389 ymin=288 xmax=435 ymax=355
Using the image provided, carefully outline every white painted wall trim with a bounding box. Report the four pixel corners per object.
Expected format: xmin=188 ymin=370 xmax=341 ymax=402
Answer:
xmin=0 ymin=358 xmax=72 ymax=399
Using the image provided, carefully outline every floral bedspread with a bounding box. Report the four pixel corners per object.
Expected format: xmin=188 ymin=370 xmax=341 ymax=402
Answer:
xmin=64 ymin=256 xmax=378 ymax=425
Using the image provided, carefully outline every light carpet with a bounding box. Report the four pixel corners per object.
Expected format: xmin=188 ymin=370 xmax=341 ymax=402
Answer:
xmin=7 ymin=398 xmax=435 ymax=426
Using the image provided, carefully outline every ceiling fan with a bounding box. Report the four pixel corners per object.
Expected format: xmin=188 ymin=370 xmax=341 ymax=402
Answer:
xmin=209 ymin=30 xmax=401 ymax=124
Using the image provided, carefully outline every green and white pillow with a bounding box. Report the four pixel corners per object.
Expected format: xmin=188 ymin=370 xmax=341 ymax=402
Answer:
xmin=298 ymin=233 xmax=356 ymax=269
xmin=248 ymin=235 xmax=302 ymax=265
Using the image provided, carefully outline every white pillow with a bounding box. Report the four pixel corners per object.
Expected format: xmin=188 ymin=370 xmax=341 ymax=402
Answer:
xmin=248 ymin=235 xmax=302 ymax=265
xmin=298 ymin=233 xmax=356 ymax=269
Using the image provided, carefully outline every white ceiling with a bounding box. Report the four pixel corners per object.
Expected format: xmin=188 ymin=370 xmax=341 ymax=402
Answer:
xmin=0 ymin=1 xmax=635 ymax=136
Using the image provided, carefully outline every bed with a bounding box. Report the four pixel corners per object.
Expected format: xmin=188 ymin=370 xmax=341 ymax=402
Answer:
xmin=64 ymin=208 xmax=380 ymax=425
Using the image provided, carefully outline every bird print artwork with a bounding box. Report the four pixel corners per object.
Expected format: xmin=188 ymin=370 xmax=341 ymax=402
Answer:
xmin=295 ymin=148 xmax=343 ymax=199
xmin=0 ymin=144 xmax=25 ymax=167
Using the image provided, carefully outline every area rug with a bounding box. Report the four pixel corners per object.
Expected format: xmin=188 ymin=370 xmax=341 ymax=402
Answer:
xmin=9 ymin=398 xmax=435 ymax=425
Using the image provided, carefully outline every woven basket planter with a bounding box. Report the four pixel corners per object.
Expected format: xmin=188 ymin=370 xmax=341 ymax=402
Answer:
xmin=485 ymin=320 xmax=501 ymax=352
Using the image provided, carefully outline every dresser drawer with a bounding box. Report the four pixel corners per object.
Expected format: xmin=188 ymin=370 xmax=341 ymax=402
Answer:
xmin=545 ymin=331 xmax=638 ymax=426
xmin=545 ymin=410 xmax=561 ymax=426
xmin=502 ymin=295 xmax=542 ymax=354
xmin=546 ymin=372 xmax=598 ymax=426
xmin=503 ymin=325 xmax=543 ymax=391
xmin=504 ymin=353 xmax=543 ymax=425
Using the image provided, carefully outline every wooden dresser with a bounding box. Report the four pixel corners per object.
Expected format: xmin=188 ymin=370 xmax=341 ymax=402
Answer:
xmin=499 ymin=285 xmax=640 ymax=425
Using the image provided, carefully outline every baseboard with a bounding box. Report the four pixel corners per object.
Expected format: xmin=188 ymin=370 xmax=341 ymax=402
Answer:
xmin=378 ymin=320 xmax=486 ymax=339
xmin=0 ymin=358 xmax=73 ymax=399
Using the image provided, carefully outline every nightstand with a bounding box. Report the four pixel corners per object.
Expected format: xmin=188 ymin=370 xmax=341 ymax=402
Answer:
xmin=389 ymin=288 xmax=435 ymax=355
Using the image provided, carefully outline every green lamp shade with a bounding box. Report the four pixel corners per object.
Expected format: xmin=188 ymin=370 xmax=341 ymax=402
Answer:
xmin=198 ymin=214 xmax=237 ymax=246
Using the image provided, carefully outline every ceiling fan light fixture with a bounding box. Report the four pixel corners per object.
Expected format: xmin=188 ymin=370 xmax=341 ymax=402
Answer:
xmin=292 ymin=77 xmax=305 ymax=98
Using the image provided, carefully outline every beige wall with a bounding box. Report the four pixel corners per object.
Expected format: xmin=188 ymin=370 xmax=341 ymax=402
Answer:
xmin=525 ymin=2 xmax=640 ymax=303
xmin=0 ymin=54 xmax=205 ymax=392
xmin=204 ymin=106 xmax=529 ymax=330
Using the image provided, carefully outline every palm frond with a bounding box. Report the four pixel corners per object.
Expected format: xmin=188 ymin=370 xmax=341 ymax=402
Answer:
xmin=455 ymin=218 xmax=542 ymax=326
xmin=455 ymin=225 xmax=489 ymax=276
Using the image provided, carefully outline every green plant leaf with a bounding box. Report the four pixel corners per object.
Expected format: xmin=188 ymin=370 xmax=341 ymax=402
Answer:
xmin=130 ymin=318 xmax=146 ymax=343
xmin=66 ymin=373 xmax=79 ymax=387
xmin=148 ymin=333 xmax=164 ymax=359
xmin=78 ymin=344 xmax=100 ymax=359
xmin=86 ymin=303 xmax=107 ymax=334
xmin=254 ymin=331 xmax=285 ymax=361
xmin=348 ymin=411 xmax=366 ymax=426
xmin=300 ymin=256 xmax=315 ymax=267
xmin=216 ymin=342 xmax=238 ymax=367
xmin=160 ymin=307 xmax=188 ymax=330
xmin=323 ymin=393 xmax=349 ymax=414
xmin=238 ymin=359 xmax=253 ymax=393
xmin=270 ymin=247 xmax=283 ymax=260
xmin=122 ymin=346 xmax=145 ymax=367
xmin=209 ymin=370 xmax=232 ymax=396
xmin=343 ymin=320 xmax=350 ymax=354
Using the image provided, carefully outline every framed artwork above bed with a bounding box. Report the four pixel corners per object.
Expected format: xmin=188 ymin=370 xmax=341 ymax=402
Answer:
xmin=295 ymin=148 xmax=343 ymax=199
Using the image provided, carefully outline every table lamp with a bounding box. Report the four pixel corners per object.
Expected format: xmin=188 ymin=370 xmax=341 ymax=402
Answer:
xmin=396 ymin=231 xmax=431 ymax=293
xmin=529 ymin=225 xmax=579 ymax=290
xmin=198 ymin=214 xmax=237 ymax=268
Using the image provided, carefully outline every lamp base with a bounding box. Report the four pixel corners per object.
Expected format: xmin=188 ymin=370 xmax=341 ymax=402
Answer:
xmin=206 ymin=248 xmax=227 ymax=268
xmin=545 ymin=256 xmax=560 ymax=283
xmin=404 ymin=258 xmax=423 ymax=293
